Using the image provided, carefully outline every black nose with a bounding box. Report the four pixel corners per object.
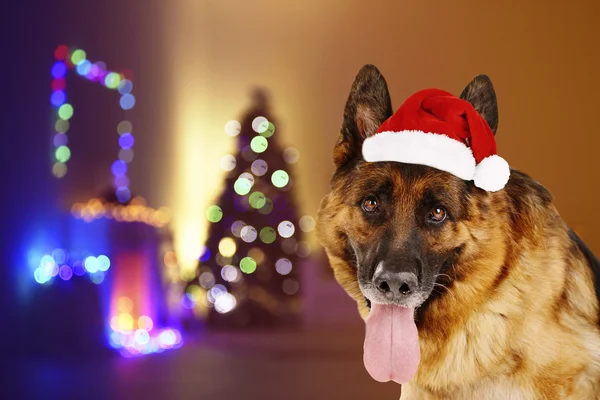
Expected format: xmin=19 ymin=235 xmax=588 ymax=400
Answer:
xmin=373 ymin=270 xmax=418 ymax=296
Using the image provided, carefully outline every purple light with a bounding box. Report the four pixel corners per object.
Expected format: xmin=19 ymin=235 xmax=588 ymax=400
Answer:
xmin=50 ymin=90 xmax=66 ymax=107
xmin=111 ymin=160 xmax=128 ymax=177
xmin=116 ymin=186 xmax=131 ymax=203
xmin=51 ymin=62 xmax=67 ymax=78
xmin=53 ymin=133 xmax=68 ymax=147
xmin=72 ymin=261 xmax=85 ymax=276
xmin=118 ymin=133 xmax=135 ymax=149
xmin=59 ymin=265 xmax=73 ymax=281
xmin=114 ymin=175 xmax=130 ymax=187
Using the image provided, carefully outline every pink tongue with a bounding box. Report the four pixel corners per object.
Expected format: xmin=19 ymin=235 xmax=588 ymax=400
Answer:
xmin=363 ymin=304 xmax=420 ymax=384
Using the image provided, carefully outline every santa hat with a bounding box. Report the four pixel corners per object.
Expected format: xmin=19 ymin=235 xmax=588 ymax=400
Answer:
xmin=362 ymin=88 xmax=510 ymax=192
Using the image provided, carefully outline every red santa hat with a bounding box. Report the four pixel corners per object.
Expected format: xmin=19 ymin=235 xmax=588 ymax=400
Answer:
xmin=362 ymin=88 xmax=510 ymax=192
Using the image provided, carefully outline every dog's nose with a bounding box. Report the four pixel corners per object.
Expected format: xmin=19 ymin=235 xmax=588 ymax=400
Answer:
xmin=373 ymin=270 xmax=418 ymax=297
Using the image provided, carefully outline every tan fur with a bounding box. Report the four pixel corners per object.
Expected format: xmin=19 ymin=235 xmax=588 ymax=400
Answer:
xmin=317 ymin=165 xmax=600 ymax=399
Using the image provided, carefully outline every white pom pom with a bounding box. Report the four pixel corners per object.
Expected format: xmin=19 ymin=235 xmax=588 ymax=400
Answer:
xmin=473 ymin=155 xmax=510 ymax=192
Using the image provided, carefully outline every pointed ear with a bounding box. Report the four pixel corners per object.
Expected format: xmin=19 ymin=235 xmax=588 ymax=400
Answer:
xmin=334 ymin=64 xmax=393 ymax=169
xmin=460 ymin=75 xmax=499 ymax=135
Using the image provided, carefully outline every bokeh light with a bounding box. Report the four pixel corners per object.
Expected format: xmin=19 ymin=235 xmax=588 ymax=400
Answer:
xmin=71 ymin=49 xmax=87 ymax=65
xmin=97 ymin=255 xmax=111 ymax=271
xmin=116 ymin=186 xmax=131 ymax=203
xmin=218 ymin=237 xmax=237 ymax=258
xmin=275 ymin=258 xmax=293 ymax=275
xmin=240 ymin=257 xmax=257 ymax=274
xmin=252 ymin=116 xmax=268 ymax=132
xmin=104 ymin=72 xmax=121 ymax=89
xmin=234 ymin=178 xmax=252 ymax=196
xmin=58 ymin=103 xmax=74 ymax=120
xmin=51 ymin=62 xmax=67 ymax=78
xmin=118 ymin=148 xmax=134 ymax=163
xmin=119 ymin=133 xmax=135 ymax=149
xmin=259 ymin=227 xmax=276 ymax=244
xmin=120 ymin=94 xmax=136 ymax=110
xmin=224 ymin=120 xmax=241 ymax=137
xmin=112 ymin=160 xmax=128 ymax=176
xmin=59 ymin=265 xmax=73 ymax=281
xmin=259 ymin=122 xmax=275 ymax=138
xmin=206 ymin=205 xmax=223 ymax=223
xmin=282 ymin=278 xmax=300 ymax=295
xmin=278 ymin=221 xmax=295 ymax=238
xmin=258 ymin=198 xmax=274 ymax=215
xmin=283 ymin=147 xmax=300 ymax=164
xmin=118 ymin=79 xmax=133 ymax=95
xmin=90 ymin=271 xmax=105 ymax=284
xmin=271 ymin=170 xmax=289 ymax=188
xmin=248 ymin=192 xmax=266 ymax=209
xmin=51 ymin=78 xmax=66 ymax=91
xmin=52 ymin=248 xmax=67 ymax=263
xmin=299 ymin=215 xmax=316 ymax=232
xmin=76 ymin=60 xmax=92 ymax=76
xmin=55 ymin=146 xmax=71 ymax=163
xmin=250 ymin=136 xmax=268 ymax=153
xmin=282 ymin=238 xmax=298 ymax=255
xmin=54 ymin=45 xmax=68 ymax=60
xmin=240 ymin=225 xmax=257 ymax=243
xmin=50 ymin=90 xmax=66 ymax=107
xmin=55 ymin=119 xmax=69 ymax=133
xmin=84 ymin=256 xmax=99 ymax=273
xmin=221 ymin=265 xmax=239 ymax=283
xmin=251 ymin=159 xmax=268 ymax=176
xmin=214 ymin=293 xmax=237 ymax=314
xmin=247 ymin=247 xmax=265 ymax=265
xmin=52 ymin=162 xmax=67 ymax=178
xmin=117 ymin=120 xmax=133 ymax=135
xmin=199 ymin=271 xmax=216 ymax=289
xmin=296 ymin=241 xmax=312 ymax=258
xmin=231 ymin=220 xmax=246 ymax=237
xmin=199 ymin=246 xmax=211 ymax=262
xmin=53 ymin=133 xmax=68 ymax=147
xmin=220 ymin=154 xmax=237 ymax=171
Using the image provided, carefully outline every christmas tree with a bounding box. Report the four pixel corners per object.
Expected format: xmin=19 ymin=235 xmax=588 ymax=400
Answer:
xmin=183 ymin=88 xmax=311 ymax=329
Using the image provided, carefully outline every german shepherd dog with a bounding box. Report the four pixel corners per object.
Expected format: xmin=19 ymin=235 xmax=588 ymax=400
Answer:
xmin=316 ymin=65 xmax=600 ymax=399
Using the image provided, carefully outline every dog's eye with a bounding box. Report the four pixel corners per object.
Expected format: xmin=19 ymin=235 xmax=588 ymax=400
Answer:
xmin=429 ymin=206 xmax=447 ymax=223
xmin=361 ymin=197 xmax=379 ymax=213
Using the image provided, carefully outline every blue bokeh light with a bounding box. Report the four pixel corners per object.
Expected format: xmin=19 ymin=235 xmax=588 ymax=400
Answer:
xmin=84 ymin=256 xmax=99 ymax=273
xmin=120 ymin=94 xmax=136 ymax=110
xmin=50 ymin=91 xmax=66 ymax=107
xmin=51 ymin=62 xmax=67 ymax=78
xmin=118 ymin=133 xmax=135 ymax=149
xmin=116 ymin=186 xmax=131 ymax=203
xmin=53 ymin=133 xmax=68 ymax=147
xmin=111 ymin=160 xmax=128 ymax=177
xmin=97 ymin=255 xmax=111 ymax=271
xmin=76 ymin=60 xmax=92 ymax=76
xmin=118 ymin=79 xmax=133 ymax=95
xmin=199 ymin=246 xmax=211 ymax=262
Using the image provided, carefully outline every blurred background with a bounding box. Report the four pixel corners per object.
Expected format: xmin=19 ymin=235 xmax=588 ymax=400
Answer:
xmin=3 ymin=0 xmax=599 ymax=399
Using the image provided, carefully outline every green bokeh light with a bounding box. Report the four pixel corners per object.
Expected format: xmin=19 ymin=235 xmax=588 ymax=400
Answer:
xmin=240 ymin=257 xmax=257 ymax=274
xmin=259 ymin=122 xmax=275 ymax=138
xmin=58 ymin=104 xmax=74 ymax=120
xmin=258 ymin=198 xmax=274 ymax=215
xmin=206 ymin=205 xmax=223 ymax=223
xmin=248 ymin=192 xmax=267 ymax=209
xmin=259 ymin=227 xmax=276 ymax=244
xmin=271 ymin=170 xmax=289 ymax=188
xmin=105 ymin=72 xmax=121 ymax=89
xmin=234 ymin=178 xmax=252 ymax=195
xmin=71 ymin=49 xmax=86 ymax=65
xmin=250 ymin=136 xmax=268 ymax=153
xmin=55 ymin=146 xmax=71 ymax=163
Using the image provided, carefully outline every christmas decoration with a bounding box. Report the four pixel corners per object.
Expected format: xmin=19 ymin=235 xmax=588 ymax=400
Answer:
xmin=363 ymin=88 xmax=510 ymax=192
xmin=183 ymin=89 xmax=312 ymax=329
xmin=50 ymin=44 xmax=135 ymax=203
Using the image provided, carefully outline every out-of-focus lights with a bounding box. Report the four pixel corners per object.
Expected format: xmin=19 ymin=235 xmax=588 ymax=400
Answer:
xmin=250 ymin=136 xmax=268 ymax=153
xmin=214 ymin=293 xmax=237 ymax=314
xmin=282 ymin=279 xmax=300 ymax=295
xmin=221 ymin=265 xmax=239 ymax=283
xmin=119 ymin=133 xmax=135 ymax=149
xmin=52 ymin=162 xmax=67 ymax=178
xmin=97 ymin=255 xmax=111 ymax=271
xmin=224 ymin=120 xmax=241 ymax=137
xmin=299 ymin=215 xmax=316 ymax=232
xmin=117 ymin=120 xmax=133 ymax=135
xmin=240 ymin=225 xmax=257 ymax=243
xmin=259 ymin=227 xmax=277 ymax=244
xmin=71 ymin=49 xmax=87 ymax=65
xmin=283 ymin=147 xmax=300 ymax=164
xmin=251 ymin=116 xmax=268 ymax=133
xmin=251 ymin=159 xmax=268 ymax=176
xmin=55 ymin=145 xmax=71 ymax=163
xmin=248 ymin=192 xmax=266 ymax=209
xmin=50 ymin=90 xmax=66 ymax=107
xmin=71 ymin=198 xmax=172 ymax=228
xmin=240 ymin=257 xmax=257 ymax=274
xmin=206 ymin=205 xmax=223 ymax=223
xmin=278 ymin=221 xmax=295 ymax=238
xmin=218 ymin=237 xmax=237 ymax=258
xmin=104 ymin=72 xmax=121 ymax=89
xmin=231 ymin=220 xmax=246 ymax=237
xmin=199 ymin=271 xmax=216 ymax=289
xmin=260 ymin=122 xmax=275 ymax=138
xmin=220 ymin=155 xmax=237 ymax=171
xmin=58 ymin=103 xmax=74 ymax=120
xmin=271 ymin=170 xmax=289 ymax=188
xmin=275 ymin=258 xmax=293 ymax=275
xmin=84 ymin=256 xmax=99 ymax=273
xmin=138 ymin=316 xmax=153 ymax=331
xmin=120 ymin=94 xmax=136 ymax=110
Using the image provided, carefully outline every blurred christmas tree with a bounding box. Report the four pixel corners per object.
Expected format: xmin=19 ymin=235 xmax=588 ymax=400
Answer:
xmin=183 ymin=88 xmax=313 ymax=330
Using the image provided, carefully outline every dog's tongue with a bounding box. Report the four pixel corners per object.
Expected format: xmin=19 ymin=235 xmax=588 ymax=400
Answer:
xmin=363 ymin=304 xmax=420 ymax=384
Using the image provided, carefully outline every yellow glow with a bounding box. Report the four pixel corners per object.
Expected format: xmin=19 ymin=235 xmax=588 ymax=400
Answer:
xmin=218 ymin=237 xmax=237 ymax=258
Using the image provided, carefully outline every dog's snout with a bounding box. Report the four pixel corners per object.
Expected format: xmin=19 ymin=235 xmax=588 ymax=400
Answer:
xmin=373 ymin=269 xmax=419 ymax=297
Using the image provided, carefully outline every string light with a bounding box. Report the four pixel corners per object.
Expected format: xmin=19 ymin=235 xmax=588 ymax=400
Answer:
xmin=33 ymin=249 xmax=111 ymax=285
xmin=50 ymin=45 xmax=136 ymax=203
xmin=70 ymin=197 xmax=172 ymax=228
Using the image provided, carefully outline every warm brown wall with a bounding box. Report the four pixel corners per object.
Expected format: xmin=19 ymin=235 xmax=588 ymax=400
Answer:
xmin=161 ymin=0 xmax=600 ymax=256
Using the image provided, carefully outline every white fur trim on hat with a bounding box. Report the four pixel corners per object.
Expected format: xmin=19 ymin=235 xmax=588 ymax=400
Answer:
xmin=362 ymin=130 xmax=476 ymax=181
xmin=472 ymin=155 xmax=510 ymax=192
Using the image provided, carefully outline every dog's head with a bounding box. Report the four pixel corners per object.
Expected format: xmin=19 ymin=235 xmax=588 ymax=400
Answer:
xmin=316 ymin=65 xmax=501 ymax=319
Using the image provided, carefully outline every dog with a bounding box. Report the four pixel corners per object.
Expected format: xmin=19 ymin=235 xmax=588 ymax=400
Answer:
xmin=316 ymin=64 xmax=600 ymax=399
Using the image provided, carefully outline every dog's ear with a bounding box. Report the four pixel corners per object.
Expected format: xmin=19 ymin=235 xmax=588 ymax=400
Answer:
xmin=334 ymin=64 xmax=393 ymax=169
xmin=460 ymin=75 xmax=499 ymax=135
